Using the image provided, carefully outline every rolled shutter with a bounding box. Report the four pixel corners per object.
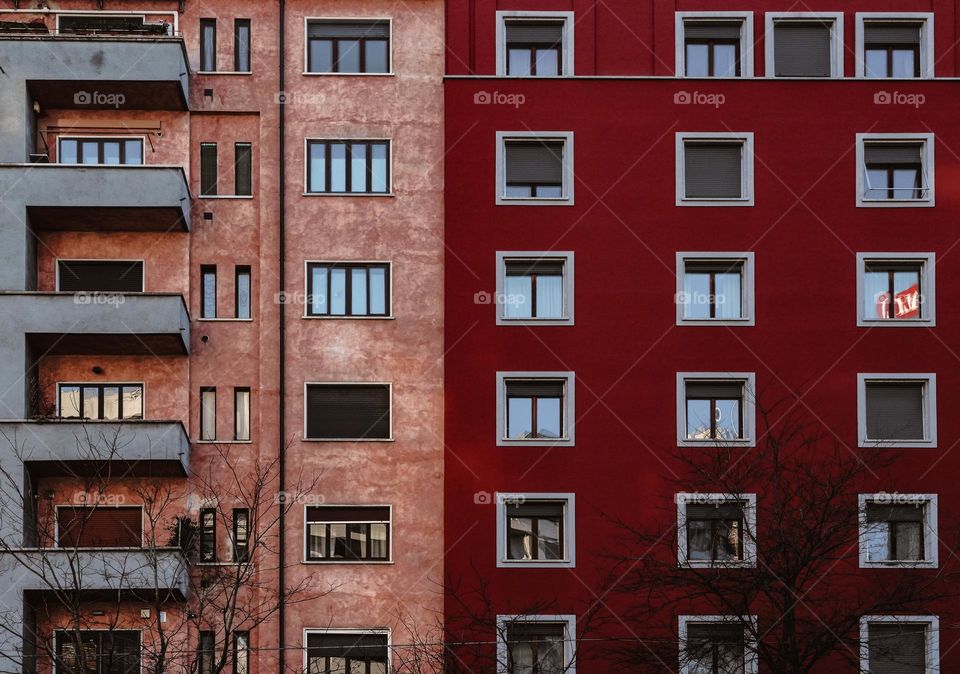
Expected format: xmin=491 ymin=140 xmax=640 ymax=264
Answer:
xmin=57 ymin=507 xmax=142 ymax=547
xmin=684 ymin=21 xmax=742 ymax=40
xmin=864 ymin=143 xmax=923 ymax=165
xmin=306 ymin=633 xmax=388 ymax=659
xmin=864 ymin=23 xmax=921 ymax=46
xmin=306 ymin=506 xmax=390 ymax=523
xmin=865 ymin=382 xmax=925 ymax=440
xmin=505 ymin=259 xmax=565 ymax=277
xmin=307 ymin=21 xmax=389 ymax=39
xmin=684 ymin=143 xmax=742 ymax=198
xmin=686 ymin=503 xmax=745 ymax=520
xmin=686 ymin=623 xmax=745 ymax=643
xmin=685 ymin=260 xmax=745 ymax=274
xmin=774 ymin=21 xmax=832 ymax=77
xmin=58 ymin=260 xmax=143 ymax=292
xmin=505 ymin=142 xmax=564 ymax=184
xmin=506 ymin=502 xmax=565 ymax=518
xmin=504 ymin=21 xmax=563 ymax=45
xmin=506 ymin=622 xmax=566 ymax=640
xmin=505 ymin=380 xmax=565 ymax=398
xmin=868 ymin=623 xmax=927 ymax=674
xmin=866 ymin=503 xmax=924 ymax=523
xmin=305 ymin=384 xmax=390 ymax=440
xmin=686 ymin=381 xmax=744 ymax=400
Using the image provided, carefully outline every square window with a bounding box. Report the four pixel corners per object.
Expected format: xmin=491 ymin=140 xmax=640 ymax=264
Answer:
xmin=857 ymin=134 xmax=934 ymax=207
xmin=304 ymin=383 xmax=392 ymax=441
xmin=306 ymin=20 xmax=391 ymax=74
xmin=496 ymin=615 xmax=576 ymax=674
xmin=676 ymin=13 xmax=753 ymax=78
xmin=856 ymin=14 xmax=933 ymax=79
xmin=858 ymin=374 xmax=936 ymax=447
xmin=496 ymin=493 xmax=575 ymax=568
xmin=857 ymin=253 xmax=934 ymax=326
xmin=860 ymin=616 xmax=938 ymax=674
xmin=497 ymin=372 xmax=575 ymax=446
xmin=676 ymin=253 xmax=755 ymax=325
xmin=496 ymin=252 xmax=574 ymax=326
xmin=305 ymin=505 xmax=391 ymax=562
xmin=496 ymin=132 xmax=574 ymax=206
xmin=305 ymin=631 xmax=390 ymax=674
xmin=765 ymin=13 xmax=844 ymax=77
xmin=679 ymin=616 xmax=758 ymax=674
xmin=677 ymin=494 xmax=757 ymax=567
xmin=677 ymin=373 xmax=756 ymax=447
xmin=676 ymin=133 xmax=754 ymax=206
xmin=496 ymin=12 xmax=573 ymax=77
xmin=859 ymin=494 xmax=937 ymax=568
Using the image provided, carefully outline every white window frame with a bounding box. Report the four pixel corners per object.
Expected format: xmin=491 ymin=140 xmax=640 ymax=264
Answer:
xmin=679 ymin=615 xmax=759 ymax=674
xmin=857 ymin=373 xmax=937 ymax=448
xmin=856 ymin=252 xmax=935 ymax=327
xmin=764 ymin=12 xmax=845 ymax=78
xmin=856 ymin=133 xmax=935 ymax=208
xmin=858 ymin=493 xmax=938 ymax=569
xmin=302 ymin=17 xmax=395 ymax=76
xmin=675 ymin=132 xmax=754 ymax=207
xmin=860 ymin=615 xmax=939 ymax=674
xmin=496 ymin=131 xmax=574 ymax=207
xmin=855 ymin=13 xmax=934 ymax=79
xmin=496 ymin=11 xmax=574 ymax=77
xmin=302 ymin=503 xmax=394 ymax=564
xmin=496 ymin=371 xmax=575 ymax=447
xmin=496 ymin=251 xmax=574 ymax=326
xmin=676 ymin=372 xmax=757 ymax=447
xmin=496 ymin=492 xmax=575 ymax=568
xmin=676 ymin=493 xmax=757 ymax=568
xmin=676 ymin=252 xmax=755 ymax=326
xmin=675 ymin=12 xmax=754 ymax=78
xmin=496 ymin=614 xmax=577 ymax=674
xmin=302 ymin=381 xmax=394 ymax=442
xmin=302 ymin=628 xmax=392 ymax=673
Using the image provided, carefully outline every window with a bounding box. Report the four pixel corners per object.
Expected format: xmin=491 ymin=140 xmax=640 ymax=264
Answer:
xmin=860 ymin=616 xmax=939 ymax=674
xmin=56 ymin=506 xmax=142 ymax=548
xmin=858 ymin=374 xmax=936 ymax=447
xmin=58 ymin=383 xmax=143 ymax=420
xmin=765 ymin=13 xmax=843 ymax=78
xmin=55 ymin=631 xmax=141 ymax=674
xmin=857 ymin=253 xmax=934 ymax=326
xmin=304 ymin=383 xmax=391 ymax=440
xmin=200 ymin=508 xmax=217 ymax=562
xmin=496 ymin=12 xmax=573 ymax=77
xmin=677 ymin=373 xmax=756 ymax=446
xmin=496 ymin=132 xmax=574 ymax=206
xmin=234 ymin=19 xmax=251 ymax=72
xmin=496 ymin=253 xmax=574 ymax=325
xmin=201 ymin=265 xmax=217 ymax=318
xmin=306 ymin=262 xmax=390 ymax=317
xmin=676 ymin=133 xmax=754 ymax=206
xmin=198 ymin=631 xmax=215 ymax=674
xmin=58 ymin=260 xmax=144 ymax=293
xmin=233 ymin=632 xmax=250 ymax=674
xmin=497 ymin=372 xmax=575 ymax=447
xmin=305 ymin=631 xmax=389 ymax=674
xmin=679 ymin=617 xmax=757 ymax=674
xmin=676 ymin=13 xmax=754 ymax=78
xmin=235 ymin=143 xmax=252 ymax=196
xmin=58 ymin=137 xmax=143 ymax=165
xmin=857 ymin=134 xmax=934 ymax=206
xmin=676 ymin=253 xmax=755 ymax=325
xmin=306 ymin=20 xmax=390 ymax=74
xmin=305 ymin=506 xmax=391 ymax=562
xmin=200 ymin=19 xmax=217 ymax=72
xmin=235 ymin=266 xmax=252 ymax=319
xmin=677 ymin=494 xmax=757 ymax=567
xmin=200 ymin=387 xmax=217 ymax=441
xmin=306 ymin=140 xmax=390 ymax=194
xmin=232 ymin=508 xmax=250 ymax=562
xmin=200 ymin=143 xmax=218 ymax=196
xmin=856 ymin=14 xmax=933 ymax=78
xmin=234 ymin=387 xmax=251 ymax=441
xmin=496 ymin=493 xmax=575 ymax=568
xmin=496 ymin=615 xmax=576 ymax=674
xmin=859 ymin=494 xmax=938 ymax=568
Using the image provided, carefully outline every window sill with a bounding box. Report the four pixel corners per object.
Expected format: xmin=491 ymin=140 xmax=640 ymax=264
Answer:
xmin=302 ymin=559 xmax=395 ymax=565
xmin=860 ymin=559 xmax=937 ymax=569
xmin=198 ymin=195 xmax=254 ymax=200
xmin=197 ymin=71 xmax=254 ymax=76
xmin=196 ymin=318 xmax=255 ymax=322
xmin=195 ymin=440 xmax=253 ymax=444
xmin=680 ymin=559 xmax=757 ymax=569
xmin=196 ymin=561 xmax=249 ymax=567
xmin=677 ymin=197 xmax=755 ymax=207
xmin=677 ymin=318 xmax=755 ymax=327
xmin=301 ymin=71 xmax=395 ymax=77
xmin=302 ymin=314 xmax=396 ymax=320
xmin=857 ymin=318 xmax=935 ymax=328
xmin=678 ymin=438 xmax=756 ymax=448
xmin=497 ymin=559 xmax=575 ymax=569
xmin=496 ymin=196 xmax=574 ymax=207
xmin=302 ymin=437 xmax=395 ymax=443
xmin=496 ymin=437 xmax=574 ymax=448
xmin=301 ymin=192 xmax=394 ymax=198
xmin=859 ymin=439 xmax=936 ymax=449
xmin=857 ymin=198 xmax=934 ymax=208
xmin=496 ymin=317 xmax=574 ymax=327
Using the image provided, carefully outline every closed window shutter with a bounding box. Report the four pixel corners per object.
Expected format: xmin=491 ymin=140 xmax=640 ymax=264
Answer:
xmin=686 ymin=503 xmax=745 ymax=519
xmin=864 ymin=143 xmax=923 ymax=165
xmin=505 ymin=21 xmax=563 ymax=45
xmin=865 ymin=382 xmax=925 ymax=440
xmin=57 ymin=507 xmax=142 ymax=547
xmin=505 ymin=380 xmax=565 ymax=398
xmin=868 ymin=623 xmax=927 ymax=674
xmin=865 ymin=23 xmax=921 ymax=46
xmin=507 ymin=502 xmax=565 ymax=518
xmin=686 ymin=381 xmax=744 ymax=400
xmin=58 ymin=261 xmax=143 ymax=292
xmin=686 ymin=623 xmax=745 ymax=642
xmin=305 ymin=384 xmax=390 ymax=440
xmin=684 ymin=21 xmax=741 ymax=40
xmin=200 ymin=144 xmax=217 ymax=196
xmin=774 ymin=21 xmax=832 ymax=77
xmin=507 ymin=622 xmax=565 ymax=640
xmin=865 ymin=503 xmax=924 ymax=523
xmin=505 ymin=260 xmax=565 ymax=277
xmin=684 ymin=143 xmax=743 ymax=198
xmin=307 ymin=21 xmax=389 ymax=39
xmin=505 ymin=142 xmax=564 ymax=184
xmin=306 ymin=506 xmax=390 ymax=522
xmin=306 ymin=633 xmax=388 ymax=659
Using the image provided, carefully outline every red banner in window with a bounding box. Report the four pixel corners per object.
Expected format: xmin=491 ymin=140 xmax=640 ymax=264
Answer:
xmin=876 ymin=284 xmax=920 ymax=319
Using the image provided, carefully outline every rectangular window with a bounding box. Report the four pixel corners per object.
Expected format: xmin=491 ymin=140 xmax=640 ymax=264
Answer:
xmin=767 ymin=15 xmax=842 ymax=77
xmin=858 ymin=254 xmax=934 ymax=325
xmin=864 ymin=23 xmax=920 ymax=77
xmin=862 ymin=617 xmax=938 ymax=674
xmin=200 ymin=507 xmax=217 ymax=562
xmin=503 ymin=139 xmax=564 ymax=199
xmin=306 ymin=140 xmax=389 ymax=194
xmin=199 ymin=631 xmax=215 ymax=674
xmin=678 ymin=374 xmax=756 ymax=446
xmin=235 ymin=265 xmax=252 ymax=319
xmin=305 ymin=631 xmax=389 ymax=674
xmin=56 ymin=631 xmax=141 ymax=674
xmin=305 ymin=506 xmax=391 ymax=562
xmin=200 ymin=143 xmax=218 ymax=196
xmin=305 ymin=384 xmax=391 ymax=440
xmin=234 ymin=387 xmax=251 ymax=441
xmin=58 ymin=383 xmax=143 ymax=420
xmin=863 ymin=142 xmax=927 ymax=201
xmin=234 ymin=19 xmax=251 ymax=72
xmin=58 ymin=260 xmax=144 ymax=293
xmin=306 ymin=262 xmax=390 ymax=317
xmin=859 ymin=375 xmax=936 ymax=446
xmin=504 ymin=20 xmax=563 ymax=76
xmin=58 ymin=137 xmax=143 ymax=165
xmin=677 ymin=254 xmax=755 ymax=325
xmin=232 ymin=508 xmax=250 ymax=563
xmin=56 ymin=506 xmax=142 ymax=548
xmin=200 ymin=19 xmax=217 ymax=72
xmin=201 ymin=265 xmax=217 ymax=318
xmin=683 ymin=22 xmax=741 ymax=77
xmin=503 ymin=620 xmax=568 ymax=673
xmin=682 ymin=621 xmax=749 ymax=674
xmin=860 ymin=497 xmax=936 ymax=566
xmin=234 ymin=142 xmax=252 ymax=196
xmin=200 ymin=387 xmax=217 ymax=441
xmin=306 ymin=20 xmax=390 ymax=74
xmin=497 ymin=373 xmax=575 ymax=446
xmin=502 ymin=258 xmax=567 ymax=321
xmin=677 ymin=134 xmax=754 ymax=205
xmin=496 ymin=493 xmax=575 ymax=567
xmin=233 ymin=632 xmax=250 ymax=674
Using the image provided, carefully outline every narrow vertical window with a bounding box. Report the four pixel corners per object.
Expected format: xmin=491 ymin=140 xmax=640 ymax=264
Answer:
xmin=234 ymin=387 xmax=251 ymax=441
xmin=234 ymin=19 xmax=251 ymax=72
xmin=232 ymin=508 xmax=250 ymax=562
xmin=199 ymin=631 xmax=215 ymax=674
xmin=233 ymin=632 xmax=250 ymax=674
xmin=199 ymin=508 xmax=217 ymax=562
xmin=234 ymin=143 xmax=252 ymax=196
xmin=235 ymin=266 xmax=251 ymax=319
xmin=201 ymin=265 xmax=217 ymax=319
xmin=200 ymin=387 xmax=217 ymax=441
xmin=200 ymin=143 xmax=218 ymax=196
xmin=200 ymin=19 xmax=217 ymax=72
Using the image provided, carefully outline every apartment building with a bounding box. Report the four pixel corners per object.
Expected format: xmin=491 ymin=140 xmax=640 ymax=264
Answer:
xmin=0 ymin=1 xmax=442 ymax=673
xmin=444 ymin=2 xmax=960 ymax=672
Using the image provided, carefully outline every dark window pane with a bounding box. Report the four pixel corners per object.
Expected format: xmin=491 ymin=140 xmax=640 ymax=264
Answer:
xmin=235 ymin=143 xmax=252 ymax=196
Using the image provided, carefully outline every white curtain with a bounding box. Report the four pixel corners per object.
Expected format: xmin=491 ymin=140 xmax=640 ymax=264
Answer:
xmin=536 ymin=276 xmax=563 ymax=318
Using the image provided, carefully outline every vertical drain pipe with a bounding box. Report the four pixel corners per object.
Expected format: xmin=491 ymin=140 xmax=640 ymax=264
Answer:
xmin=277 ymin=0 xmax=288 ymax=671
